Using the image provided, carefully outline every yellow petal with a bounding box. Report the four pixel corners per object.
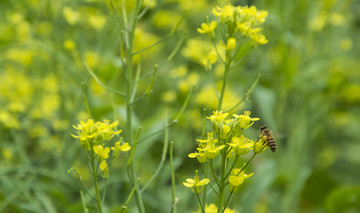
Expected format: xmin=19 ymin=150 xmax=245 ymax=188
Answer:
xmin=188 ymin=153 xmax=197 ymax=158
xmin=183 ymin=182 xmax=194 ymax=187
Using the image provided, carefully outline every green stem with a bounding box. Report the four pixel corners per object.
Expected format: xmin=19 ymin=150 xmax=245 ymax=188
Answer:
xmin=217 ymin=152 xmax=227 ymax=213
xmin=120 ymin=179 xmax=139 ymax=213
xmin=217 ymin=58 xmax=231 ymax=111
xmin=196 ymin=193 xmax=205 ymax=213
xmin=224 ymin=155 xmax=239 ymax=180
xmin=124 ymin=1 xmax=145 ymax=212
xmin=91 ymin=153 xmax=103 ymax=213
xmin=141 ymin=114 xmax=169 ymax=193
xmin=80 ymin=191 xmax=88 ymax=213
xmin=222 ymin=192 xmax=234 ymax=213
xmin=170 ymin=142 xmax=177 ymax=213
xmin=240 ymin=153 xmax=256 ymax=173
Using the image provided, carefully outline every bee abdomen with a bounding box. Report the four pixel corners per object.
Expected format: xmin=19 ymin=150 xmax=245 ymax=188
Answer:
xmin=268 ymin=137 xmax=276 ymax=152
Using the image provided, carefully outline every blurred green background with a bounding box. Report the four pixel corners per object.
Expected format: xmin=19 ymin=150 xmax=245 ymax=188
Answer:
xmin=0 ymin=0 xmax=360 ymax=212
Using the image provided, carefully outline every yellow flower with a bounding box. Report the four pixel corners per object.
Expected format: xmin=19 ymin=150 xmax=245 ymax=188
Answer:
xmin=183 ymin=170 xmax=210 ymax=194
xmin=207 ymin=50 xmax=217 ymax=64
xmin=212 ymin=4 xmax=236 ymax=22
xmin=97 ymin=120 xmax=122 ymax=141
xmin=88 ymin=14 xmax=107 ymax=30
xmin=197 ymin=21 xmax=217 ymax=34
xmin=72 ymin=118 xmax=98 ymax=150
xmin=188 ymin=150 xmax=207 ymax=163
xmin=220 ymin=124 xmax=231 ymax=139
xmin=207 ymin=111 xmax=228 ymax=123
xmin=225 ymin=37 xmax=236 ymax=51
xmin=99 ymin=160 xmax=109 ymax=178
xmin=253 ymin=137 xmax=267 ymax=154
xmin=197 ymin=132 xmax=224 ymax=159
xmin=233 ymin=111 xmax=259 ymax=129
xmin=250 ymin=32 xmax=268 ymax=45
xmin=229 ymin=168 xmax=253 ymax=192
xmin=190 ymin=132 xmax=225 ymax=162
xmin=63 ymin=7 xmax=80 ymax=25
xmin=228 ymin=136 xmax=254 ymax=155
xmin=111 ymin=141 xmax=131 ymax=158
xmin=83 ymin=51 xmax=99 ymax=69
xmin=63 ymin=39 xmax=76 ymax=51
xmin=93 ymin=145 xmax=110 ymax=160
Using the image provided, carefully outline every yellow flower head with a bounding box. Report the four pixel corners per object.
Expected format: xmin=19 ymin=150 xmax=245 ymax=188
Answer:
xmin=63 ymin=7 xmax=80 ymax=25
xmin=99 ymin=160 xmax=109 ymax=178
xmin=228 ymin=136 xmax=254 ymax=155
xmin=207 ymin=110 xmax=228 ymax=123
xmin=88 ymin=14 xmax=107 ymax=30
xmin=197 ymin=21 xmax=217 ymax=34
xmin=183 ymin=170 xmax=210 ymax=194
xmin=63 ymin=39 xmax=76 ymax=51
xmin=111 ymin=141 xmax=131 ymax=158
xmin=225 ymin=37 xmax=236 ymax=51
xmin=97 ymin=120 xmax=122 ymax=141
xmin=72 ymin=118 xmax=98 ymax=150
xmin=229 ymin=167 xmax=253 ymax=192
xmin=93 ymin=145 xmax=110 ymax=160
xmin=188 ymin=150 xmax=207 ymax=163
xmin=233 ymin=111 xmax=259 ymax=129
xmin=207 ymin=50 xmax=217 ymax=65
xmin=253 ymin=137 xmax=267 ymax=154
xmin=213 ymin=4 xmax=236 ymax=22
xmin=220 ymin=124 xmax=231 ymax=139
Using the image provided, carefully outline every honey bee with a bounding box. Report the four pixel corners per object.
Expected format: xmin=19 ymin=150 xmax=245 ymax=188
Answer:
xmin=260 ymin=126 xmax=276 ymax=152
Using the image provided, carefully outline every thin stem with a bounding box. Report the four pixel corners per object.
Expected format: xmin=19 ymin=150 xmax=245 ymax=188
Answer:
xmin=170 ymin=142 xmax=177 ymax=213
xmin=217 ymin=58 xmax=231 ymax=111
xmin=222 ymin=192 xmax=234 ymax=213
xmin=224 ymin=155 xmax=239 ymax=180
xmin=240 ymin=153 xmax=256 ymax=173
xmin=217 ymin=151 xmax=227 ymax=213
xmin=196 ymin=193 xmax=205 ymax=213
xmin=81 ymin=83 xmax=92 ymax=117
xmin=68 ymin=167 xmax=96 ymax=200
xmin=202 ymin=108 xmax=207 ymax=139
xmin=225 ymin=73 xmax=261 ymax=113
xmin=80 ymin=191 xmax=88 ymax=213
xmin=209 ymin=69 xmax=220 ymax=99
xmin=209 ymin=160 xmax=220 ymax=186
xmin=125 ymin=0 xmax=145 ymax=212
xmin=91 ymin=153 xmax=103 ymax=213
xmin=141 ymin=114 xmax=169 ymax=193
xmin=202 ymin=164 xmax=218 ymax=196
xmin=120 ymin=179 xmax=139 ymax=213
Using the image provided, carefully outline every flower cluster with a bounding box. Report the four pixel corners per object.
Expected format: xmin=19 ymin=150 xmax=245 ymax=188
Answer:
xmin=213 ymin=4 xmax=268 ymax=44
xmin=188 ymin=132 xmax=225 ymax=163
xmin=72 ymin=118 xmax=131 ymax=178
xmin=189 ymin=111 xmax=260 ymax=164
xmin=198 ymin=4 xmax=268 ymax=48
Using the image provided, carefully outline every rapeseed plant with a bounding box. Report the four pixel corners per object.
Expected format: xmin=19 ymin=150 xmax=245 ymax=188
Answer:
xmin=71 ymin=119 xmax=130 ymax=212
xmin=184 ymin=3 xmax=270 ymax=212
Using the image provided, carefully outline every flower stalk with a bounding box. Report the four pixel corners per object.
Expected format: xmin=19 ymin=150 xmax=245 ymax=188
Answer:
xmin=124 ymin=0 xmax=145 ymax=212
